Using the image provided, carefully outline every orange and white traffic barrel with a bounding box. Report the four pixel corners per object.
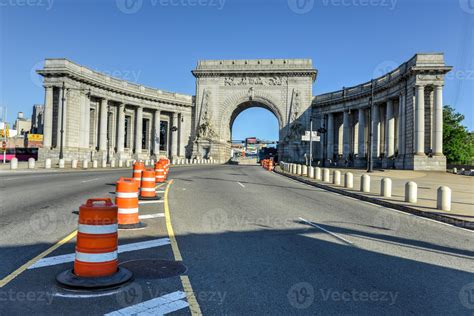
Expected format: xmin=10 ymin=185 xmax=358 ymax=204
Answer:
xmin=154 ymin=162 xmax=166 ymax=183
xmin=115 ymin=178 xmax=146 ymax=229
xmin=56 ymin=198 xmax=132 ymax=289
xmin=140 ymin=169 xmax=160 ymax=200
xmin=132 ymin=161 xmax=145 ymax=186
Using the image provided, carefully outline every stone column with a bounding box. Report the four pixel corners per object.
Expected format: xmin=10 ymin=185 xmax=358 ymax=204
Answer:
xmin=433 ymin=85 xmax=443 ymax=155
xmin=153 ymin=110 xmax=161 ymax=156
xmin=319 ymin=115 xmax=325 ymax=159
xmin=386 ymin=99 xmax=395 ymax=157
xmin=372 ymin=104 xmax=380 ymax=158
xmin=343 ymin=111 xmax=350 ymax=159
xmin=98 ymin=98 xmax=108 ymax=151
xmin=415 ymin=85 xmax=425 ymax=155
xmin=82 ymin=94 xmax=90 ymax=149
xmin=117 ymin=103 xmax=125 ymax=154
xmin=327 ymin=113 xmax=334 ymax=160
xmin=135 ymin=106 xmax=143 ymax=154
xmin=171 ymin=112 xmax=178 ymax=158
xmin=398 ymin=93 xmax=405 ymax=155
xmin=358 ymin=108 xmax=365 ymax=157
xmin=43 ymin=86 xmax=53 ymax=148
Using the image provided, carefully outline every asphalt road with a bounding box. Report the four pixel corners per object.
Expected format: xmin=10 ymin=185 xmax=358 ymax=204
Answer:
xmin=0 ymin=165 xmax=473 ymax=315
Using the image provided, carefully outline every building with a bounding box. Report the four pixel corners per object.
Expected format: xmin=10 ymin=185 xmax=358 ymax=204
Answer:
xmin=31 ymin=104 xmax=44 ymax=134
xmin=13 ymin=112 xmax=32 ymax=136
xmin=36 ymin=53 xmax=451 ymax=170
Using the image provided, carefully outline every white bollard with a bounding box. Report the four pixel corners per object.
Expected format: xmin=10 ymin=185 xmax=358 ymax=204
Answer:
xmin=452 ymin=167 xmax=457 ymax=174
xmin=333 ymin=170 xmax=341 ymax=185
xmin=93 ymin=160 xmax=98 ymax=168
xmin=59 ymin=159 xmax=65 ymax=169
xmin=145 ymin=159 xmax=150 ymax=166
xmin=323 ymin=168 xmax=330 ymax=182
xmin=45 ymin=158 xmax=51 ymax=169
xmin=308 ymin=166 xmax=315 ymax=179
xmin=28 ymin=158 xmax=35 ymax=169
xmin=82 ymin=160 xmax=88 ymax=169
xmin=118 ymin=160 xmax=123 ymax=168
xmin=344 ymin=172 xmax=353 ymax=189
xmin=405 ymin=181 xmax=417 ymax=203
xmin=360 ymin=174 xmax=370 ymax=193
xmin=381 ymin=178 xmax=392 ymax=197
xmin=72 ymin=159 xmax=78 ymax=169
xmin=101 ymin=160 xmax=107 ymax=168
xmin=297 ymin=164 xmax=302 ymax=176
xmin=10 ymin=158 xmax=18 ymax=170
xmin=126 ymin=160 xmax=131 ymax=168
xmin=316 ymin=167 xmax=322 ymax=180
xmin=150 ymin=159 xmax=155 ymax=166
xmin=302 ymin=165 xmax=308 ymax=176
xmin=291 ymin=164 xmax=296 ymax=174
xmin=437 ymin=186 xmax=451 ymax=211
xmin=110 ymin=160 xmax=116 ymax=168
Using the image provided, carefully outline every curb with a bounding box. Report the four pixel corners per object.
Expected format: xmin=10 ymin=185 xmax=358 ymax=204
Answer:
xmin=274 ymin=167 xmax=473 ymax=231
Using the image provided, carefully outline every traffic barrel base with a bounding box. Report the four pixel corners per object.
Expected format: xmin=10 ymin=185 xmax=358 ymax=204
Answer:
xmin=118 ymin=221 xmax=147 ymax=230
xmin=56 ymin=266 xmax=133 ymax=290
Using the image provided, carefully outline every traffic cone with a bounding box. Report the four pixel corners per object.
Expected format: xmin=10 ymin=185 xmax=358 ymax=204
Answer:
xmin=154 ymin=161 xmax=166 ymax=183
xmin=116 ymin=178 xmax=146 ymax=229
xmin=56 ymin=198 xmax=133 ymax=289
xmin=132 ymin=161 xmax=145 ymax=187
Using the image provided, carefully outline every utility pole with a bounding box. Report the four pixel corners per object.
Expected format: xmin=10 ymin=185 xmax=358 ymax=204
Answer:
xmin=59 ymin=82 xmax=66 ymax=160
xmin=309 ymin=118 xmax=313 ymax=166
xmin=367 ymin=80 xmax=374 ymax=173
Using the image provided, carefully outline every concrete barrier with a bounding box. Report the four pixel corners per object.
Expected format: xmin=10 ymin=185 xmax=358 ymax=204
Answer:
xmin=45 ymin=158 xmax=51 ymax=169
xmin=323 ymin=168 xmax=330 ymax=182
xmin=59 ymin=159 xmax=65 ymax=169
xmin=28 ymin=158 xmax=35 ymax=169
xmin=316 ymin=167 xmax=322 ymax=180
xmin=72 ymin=159 xmax=78 ymax=169
xmin=10 ymin=158 xmax=18 ymax=170
xmin=344 ymin=172 xmax=353 ymax=189
xmin=381 ymin=178 xmax=392 ymax=197
xmin=110 ymin=160 xmax=116 ymax=168
xmin=302 ymin=165 xmax=308 ymax=176
xmin=308 ymin=166 xmax=315 ymax=179
xmin=333 ymin=170 xmax=341 ymax=185
xmin=405 ymin=181 xmax=417 ymax=203
xmin=437 ymin=186 xmax=451 ymax=211
xmin=360 ymin=174 xmax=370 ymax=192
xmin=92 ymin=160 xmax=98 ymax=168
xmin=82 ymin=160 xmax=88 ymax=169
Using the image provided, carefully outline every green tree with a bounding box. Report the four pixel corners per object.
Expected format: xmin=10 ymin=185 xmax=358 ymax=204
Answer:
xmin=443 ymin=105 xmax=473 ymax=164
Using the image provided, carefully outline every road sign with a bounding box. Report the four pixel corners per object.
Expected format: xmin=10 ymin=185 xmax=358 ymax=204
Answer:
xmin=302 ymin=131 xmax=320 ymax=142
xmin=28 ymin=134 xmax=44 ymax=141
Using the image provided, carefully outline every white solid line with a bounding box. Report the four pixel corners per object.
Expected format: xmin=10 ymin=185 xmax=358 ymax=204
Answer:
xmin=104 ymin=291 xmax=188 ymax=316
xmin=81 ymin=177 xmax=101 ymax=183
xmin=299 ymin=217 xmax=354 ymax=246
xmin=139 ymin=213 xmax=165 ymax=219
xmin=156 ymin=190 xmax=165 ymax=193
xmin=138 ymin=200 xmax=164 ymax=204
xmin=28 ymin=238 xmax=171 ymax=269
xmin=237 ymin=182 xmax=245 ymax=188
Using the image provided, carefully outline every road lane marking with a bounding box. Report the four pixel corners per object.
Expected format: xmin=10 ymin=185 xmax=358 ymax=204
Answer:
xmin=138 ymin=200 xmax=164 ymax=204
xmin=139 ymin=213 xmax=165 ymax=219
xmin=28 ymin=238 xmax=171 ymax=269
xmin=0 ymin=230 xmax=78 ymax=288
xmin=164 ymin=180 xmax=202 ymax=315
xmin=237 ymin=182 xmax=245 ymax=188
xmin=104 ymin=291 xmax=188 ymax=316
xmin=299 ymin=217 xmax=354 ymax=246
xmin=156 ymin=190 xmax=165 ymax=193
xmin=81 ymin=177 xmax=102 ymax=183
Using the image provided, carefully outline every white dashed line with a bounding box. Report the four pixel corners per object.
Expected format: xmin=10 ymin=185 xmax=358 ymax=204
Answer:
xmin=237 ymin=182 xmax=245 ymax=188
xmin=139 ymin=213 xmax=165 ymax=219
xmin=299 ymin=217 xmax=354 ymax=246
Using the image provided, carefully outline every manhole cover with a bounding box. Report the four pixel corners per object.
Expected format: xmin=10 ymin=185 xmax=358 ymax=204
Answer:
xmin=119 ymin=259 xmax=187 ymax=279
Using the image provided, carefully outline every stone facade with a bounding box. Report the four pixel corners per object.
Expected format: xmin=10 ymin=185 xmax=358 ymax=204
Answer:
xmin=36 ymin=53 xmax=451 ymax=170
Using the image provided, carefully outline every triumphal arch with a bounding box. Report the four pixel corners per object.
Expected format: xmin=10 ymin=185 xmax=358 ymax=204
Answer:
xmin=37 ymin=53 xmax=451 ymax=170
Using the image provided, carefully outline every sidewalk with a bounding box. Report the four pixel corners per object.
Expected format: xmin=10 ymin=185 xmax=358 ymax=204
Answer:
xmin=276 ymin=165 xmax=474 ymax=229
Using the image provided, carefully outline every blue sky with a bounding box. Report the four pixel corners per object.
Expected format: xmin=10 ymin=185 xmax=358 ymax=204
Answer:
xmin=0 ymin=0 xmax=472 ymax=141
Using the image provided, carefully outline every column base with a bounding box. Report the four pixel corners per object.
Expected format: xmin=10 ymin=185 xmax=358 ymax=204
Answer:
xmin=395 ymin=154 xmax=446 ymax=171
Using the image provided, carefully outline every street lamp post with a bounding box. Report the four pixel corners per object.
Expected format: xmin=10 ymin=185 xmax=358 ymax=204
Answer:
xmin=59 ymin=82 xmax=66 ymax=160
xmin=106 ymin=108 xmax=111 ymax=164
xmin=367 ymin=80 xmax=375 ymax=173
xmin=309 ymin=118 xmax=313 ymax=166
xmin=317 ymin=115 xmax=327 ymax=168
